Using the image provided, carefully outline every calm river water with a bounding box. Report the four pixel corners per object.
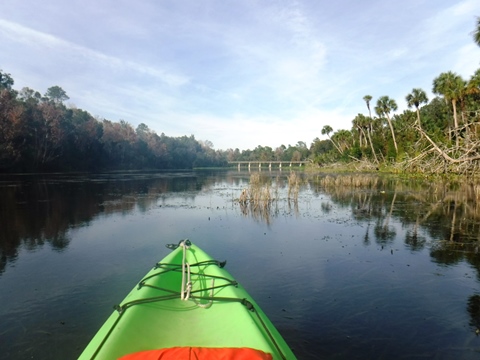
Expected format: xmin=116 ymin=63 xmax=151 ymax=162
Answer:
xmin=1 ymin=170 xmax=480 ymax=359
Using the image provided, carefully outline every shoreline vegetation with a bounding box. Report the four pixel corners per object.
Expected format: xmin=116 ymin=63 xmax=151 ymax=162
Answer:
xmin=2 ymin=21 xmax=480 ymax=176
xmin=2 ymin=62 xmax=480 ymax=178
xmin=236 ymin=171 xmax=480 ymax=241
xmin=232 ymin=170 xmax=480 ymax=253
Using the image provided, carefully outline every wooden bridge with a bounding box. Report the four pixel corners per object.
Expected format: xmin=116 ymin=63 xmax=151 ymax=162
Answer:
xmin=228 ymin=161 xmax=308 ymax=170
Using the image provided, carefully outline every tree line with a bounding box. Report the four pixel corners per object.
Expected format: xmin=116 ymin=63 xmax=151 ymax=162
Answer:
xmin=2 ymin=62 xmax=479 ymax=174
xmin=0 ymin=75 xmax=229 ymax=171
xmin=0 ymin=71 xmax=317 ymax=172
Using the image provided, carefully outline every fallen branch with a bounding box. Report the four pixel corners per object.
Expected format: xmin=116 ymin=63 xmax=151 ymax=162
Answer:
xmin=417 ymin=125 xmax=480 ymax=164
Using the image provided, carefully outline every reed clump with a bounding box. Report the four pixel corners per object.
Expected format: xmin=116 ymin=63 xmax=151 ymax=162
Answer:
xmin=239 ymin=172 xmax=300 ymax=205
xmin=238 ymin=173 xmax=275 ymax=210
xmin=287 ymin=171 xmax=300 ymax=200
xmin=316 ymin=174 xmax=381 ymax=189
xmin=237 ymin=172 xmax=303 ymax=223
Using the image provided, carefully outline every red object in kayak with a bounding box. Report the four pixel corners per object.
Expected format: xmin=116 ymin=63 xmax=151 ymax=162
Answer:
xmin=118 ymin=347 xmax=274 ymax=360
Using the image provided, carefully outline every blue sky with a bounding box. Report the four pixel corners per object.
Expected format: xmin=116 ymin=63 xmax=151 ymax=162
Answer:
xmin=1 ymin=0 xmax=480 ymax=150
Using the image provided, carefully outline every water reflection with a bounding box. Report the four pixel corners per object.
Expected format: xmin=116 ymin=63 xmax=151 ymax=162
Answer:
xmin=2 ymin=171 xmax=480 ymax=359
xmin=405 ymin=224 xmax=427 ymax=251
xmin=3 ymin=172 xmax=480 ymax=276
xmin=0 ymin=172 xmax=224 ymax=274
xmin=312 ymin=174 xmax=480 ymax=267
xmin=467 ymin=295 xmax=480 ymax=333
xmin=233 ymin=172 xmax=480 ymax=277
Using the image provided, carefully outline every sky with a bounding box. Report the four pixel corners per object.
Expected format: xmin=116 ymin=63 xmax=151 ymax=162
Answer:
xmin=1 ymin=0 xmax=480 ymax=151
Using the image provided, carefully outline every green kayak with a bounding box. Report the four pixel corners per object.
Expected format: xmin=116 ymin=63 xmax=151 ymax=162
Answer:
xmin=78 ymin=240 xmax=296 ymax=359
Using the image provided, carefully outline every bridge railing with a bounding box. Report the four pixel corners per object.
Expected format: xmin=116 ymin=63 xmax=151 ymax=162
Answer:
xmin=228 ymin=161 xmax=307 ymax=170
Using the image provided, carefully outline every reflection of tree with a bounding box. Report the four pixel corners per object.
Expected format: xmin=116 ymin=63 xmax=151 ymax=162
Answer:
xmin=352 ymin=191 xmax=373 ymax=219
xmin=0 ymin=173 xmax=219 ymax=275
xmin=430 ymin=241 xmax=479 ymax=267
xmin=363 ymin=224 xmax=371 ymax=246
xmin=424 ymin=189 xmax=480 ymax=277
xmin=430 ymin=245 xmax=462 ymax=266
xmin=0 ymin=180 xmax=75 ymax=273
xmin=448 ymin=199 xmax=459 ymax=242
xmin=310 ymin=173 xmax=480 ymax=276
xmin=374 ymin=219 xmax=396 ymax=245
xmin=467 ymin=294 xmax=480 ymax=333
xmin=373 ymin=192 xmax=397 ymax=245
xmin=405 ymin=216 xmax=426 ymax=251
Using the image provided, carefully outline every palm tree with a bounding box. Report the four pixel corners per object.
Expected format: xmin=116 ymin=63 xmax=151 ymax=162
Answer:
xmin=352 ymin=116 xmax=364 ymax=147
xmin=321 ymin=125 xmax=343 ymax=154
xmin=473 ymin=16 xmax=480 ymax=47
xmin=332 ymin=130 xmax=352 ymax=153
xmin=362 ymin=95 xmax=378 ymax=160
xmin=363 ymin=95 xmax=373 ymax=118
xmin=354 ymin=113 xmax=378 ymax=163
xmin=466 ymin=68 xmax=480 ymax=95
xmin=432 ymin=71 xmax=466 ymax=146
xmin=463 ymin=69 xmax=480 ymax=138
xmin=375 ymin=96 xmax=398 ymax=153
xmin=405 ymin=88 xmax=428 ymax=130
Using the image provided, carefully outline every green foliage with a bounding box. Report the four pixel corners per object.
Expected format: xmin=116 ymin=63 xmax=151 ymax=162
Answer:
xmin=45 ymin=86 xmax=69 ymax=104
xmin=473 ymin=16 xmax=480 ymax=47
xmin=419 ymin=97 xmax=449 ymax=138
xmin=310 ymin=138 xmax=332 ymax=157
xmin=406 ymin=88 xmax=428 ymax=110
xmin=349 ymin=144 xmax=363 ymax=159
xmin=385 ymin=139 xmax=397 ymax=161
xmin=0 ymin=70 xmax=14 ymax=90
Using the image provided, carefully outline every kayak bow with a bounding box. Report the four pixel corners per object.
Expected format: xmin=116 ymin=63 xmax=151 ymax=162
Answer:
xmin=78 ymin=240 xmax=296 ymax=360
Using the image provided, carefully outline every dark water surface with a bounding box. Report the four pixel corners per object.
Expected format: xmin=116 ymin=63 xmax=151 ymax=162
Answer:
xmin=1 ymin=170 xmax=480 ymax=359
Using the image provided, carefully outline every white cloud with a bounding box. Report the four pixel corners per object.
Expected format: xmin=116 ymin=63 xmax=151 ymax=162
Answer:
xmin=0 ymin=19 xmax=189 ymax=87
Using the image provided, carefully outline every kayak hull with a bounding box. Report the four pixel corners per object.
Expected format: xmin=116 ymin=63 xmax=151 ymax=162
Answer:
xmin=78 ymin=241 xmax=296 ymax=359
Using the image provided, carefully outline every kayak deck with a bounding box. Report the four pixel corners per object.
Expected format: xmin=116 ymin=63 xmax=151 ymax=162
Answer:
xmin=79 ymin=240 xmax=296 ymax=359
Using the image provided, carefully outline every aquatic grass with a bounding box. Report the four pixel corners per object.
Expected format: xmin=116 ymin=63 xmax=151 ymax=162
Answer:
xmin=237 ymin=172 xmax=302 ymax=223
xmin=254 ymin=175 xmax=274 ymax=212
xmin=287 ymin=171 xmax=300 ymax=200
xmin=238 ymin=174 xmax=272 ymax=210
xmin=315 ymin=174 xmax=382 ymax=189
xmin=239 ymin=172 xmax=300 ymax=207
xmin=237 ymin=173 xmax=277 ymax=224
